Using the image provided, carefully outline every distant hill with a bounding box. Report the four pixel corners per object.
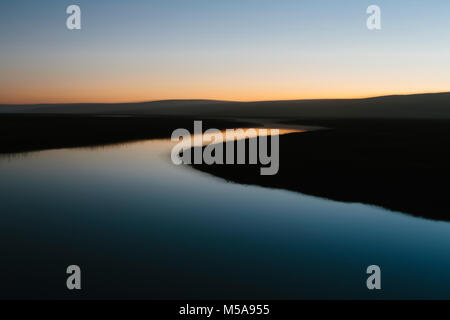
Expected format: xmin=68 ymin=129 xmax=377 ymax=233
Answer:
xmin=1 ymin=92 xmax=450 ymax=119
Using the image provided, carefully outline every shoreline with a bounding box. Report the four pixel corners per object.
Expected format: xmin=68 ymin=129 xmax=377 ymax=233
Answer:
xmin=2 ymin=114 xmax=450 ymax=222
xmin=190 ymin=118 xmax=450 ymax=222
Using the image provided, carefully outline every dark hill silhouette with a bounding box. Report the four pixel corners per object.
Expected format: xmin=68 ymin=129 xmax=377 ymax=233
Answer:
xmin=1 ymin=92 xmax=450 ymax=119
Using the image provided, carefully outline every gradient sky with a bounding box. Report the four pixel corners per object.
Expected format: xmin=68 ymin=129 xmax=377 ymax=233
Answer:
xmin=1 ymin=0 xmax=449 ymax=104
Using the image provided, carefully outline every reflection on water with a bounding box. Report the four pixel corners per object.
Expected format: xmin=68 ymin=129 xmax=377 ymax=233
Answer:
xmin=186 ymin=128 xmax=304 ymax=147
xmin=1 ymin=135 xmax=450 ymax=299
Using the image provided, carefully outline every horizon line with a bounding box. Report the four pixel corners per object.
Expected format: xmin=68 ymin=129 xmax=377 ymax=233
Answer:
xmin=1 ymin=91 xmax=449 ymax=107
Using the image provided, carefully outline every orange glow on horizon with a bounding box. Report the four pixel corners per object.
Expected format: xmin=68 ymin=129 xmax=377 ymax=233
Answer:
xmin=2 ymin=52 xmax=448 ymax=105
xmin=1 ymin=88 xmax=448 ymax=105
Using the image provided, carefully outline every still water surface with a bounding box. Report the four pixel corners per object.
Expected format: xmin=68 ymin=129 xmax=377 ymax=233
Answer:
xmin=1 ymin=133 xmax=450 ymax=299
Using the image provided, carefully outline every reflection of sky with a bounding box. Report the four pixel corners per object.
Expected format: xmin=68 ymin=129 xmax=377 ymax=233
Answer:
xmin=1 ymin=0 xmax=449 ymax=103
xmin=2 ymin=139 xmax=450 ymax=298
xmin=176 ymin=128 xmax=302 ymax=148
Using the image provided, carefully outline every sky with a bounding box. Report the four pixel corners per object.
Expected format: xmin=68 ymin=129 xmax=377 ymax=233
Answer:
xmin=0 ymin=0 xmax=449 ymax=104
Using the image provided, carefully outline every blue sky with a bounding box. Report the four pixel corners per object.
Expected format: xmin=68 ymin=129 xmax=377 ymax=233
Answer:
xmin=1 ymin=0 xmax=449 ymax=103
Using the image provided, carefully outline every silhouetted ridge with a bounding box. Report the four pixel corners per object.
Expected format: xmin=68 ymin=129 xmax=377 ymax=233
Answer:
xmin=1 ymin=92 xmax=450 ymax=119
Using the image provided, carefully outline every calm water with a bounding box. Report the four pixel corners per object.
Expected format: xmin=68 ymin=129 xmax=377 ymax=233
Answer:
xmin=1 ymin=135 xmax=450 ymax=299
